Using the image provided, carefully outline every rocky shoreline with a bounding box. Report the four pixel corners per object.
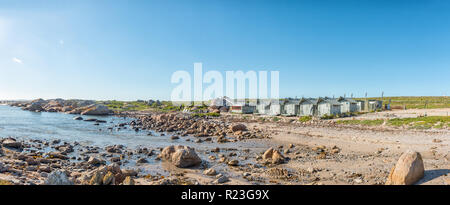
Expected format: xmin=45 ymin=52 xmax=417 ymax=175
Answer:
xmin=1 ymin=100 xmax=448 ymax=185
xmin=0 ymin=106 xmax=285 ymax=185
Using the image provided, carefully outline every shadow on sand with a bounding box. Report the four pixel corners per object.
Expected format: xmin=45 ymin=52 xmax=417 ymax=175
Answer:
xmin=416 ymin=169 xmax=450 ymax=185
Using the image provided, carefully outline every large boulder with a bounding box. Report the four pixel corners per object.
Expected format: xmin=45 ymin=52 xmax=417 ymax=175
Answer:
xmin=87 ymin=156 xmax=106 ymax=165
xmin=122 ymin=176 xmax=135 ymax=185
xmin=159 ymin=145 xmax=202 ymax=168
xmin=80 ymin=164 xmax=124 ymax=185
xmin=80 ymin=104 xmax=112 ymax=115
xmin=386 ymin=150 xmax=425 ymax=185
xmin=44 ymin=170 xmax=74 ymax=185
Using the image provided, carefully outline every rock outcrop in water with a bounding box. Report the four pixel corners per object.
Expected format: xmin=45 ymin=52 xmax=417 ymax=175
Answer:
xmin=11 ymin=98 xmax=112 ymax=116
xmin=24 ymin=98 xmax=47 ymax=112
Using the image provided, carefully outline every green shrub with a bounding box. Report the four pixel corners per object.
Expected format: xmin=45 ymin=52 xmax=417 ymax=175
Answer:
xmin=299 ymin=116 xmax=312 ymax=122
xmin=337 ymin=119 xmax=384 ymax=126
xmin=191 ymin=112 xmax=220 ymax=117
xmin=320 ymin=114 xmax=335 ymax=120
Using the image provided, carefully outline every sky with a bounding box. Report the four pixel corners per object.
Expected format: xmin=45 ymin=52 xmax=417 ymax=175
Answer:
xmin=0 ymin=0 xmax=449 ymax=101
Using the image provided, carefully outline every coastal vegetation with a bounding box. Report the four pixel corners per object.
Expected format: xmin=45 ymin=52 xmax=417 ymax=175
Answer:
xmin=320 ymin=114 xmax=336 ymax=120
xmin=387 ymin=116 xmax=450 ymax=129
xmin=336 ymin=119 xmax=384 ymax=126
xmin=299 ymin=116 xmax=312 ymax=122
xmin=191 ymin=112 xmax=220 ymax=117
xmin=337 ymin=116 xmax=450 ymax=129
xmin=100 ymin=100 xmax=183 ymax=112
xmin=354 ymin=96 xmax=450 ymax=109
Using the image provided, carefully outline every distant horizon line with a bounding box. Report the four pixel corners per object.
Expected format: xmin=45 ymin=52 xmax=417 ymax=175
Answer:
xmin=0 ymin=95 xmax=448 ymax=102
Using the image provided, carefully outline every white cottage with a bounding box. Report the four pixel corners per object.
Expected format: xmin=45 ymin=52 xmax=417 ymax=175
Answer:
xmin=356 ymin=100 xmax=365 ymax=112
xmin=284 ymin=99 xmax=301 ymax=116
xmin=299 ymin=98 xmax=317 ymax=116
xmin=269 ymin=100 xmax=286 ymax=116
xmin=368 ymin=100 xmax=383 ymax=111
xmin=337 ymin=97 xmax=358 ymax=113
xmin=317 ymin=98 xmax=341 ymax=117
xmin=255 ymin=99 xmax=271 ymax=115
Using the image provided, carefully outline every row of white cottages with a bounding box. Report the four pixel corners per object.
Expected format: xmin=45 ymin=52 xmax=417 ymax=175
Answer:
xmin=218 ymin=97 xmax=382 ymax=117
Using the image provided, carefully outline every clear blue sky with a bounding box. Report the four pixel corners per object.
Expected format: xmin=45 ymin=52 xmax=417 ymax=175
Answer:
xmin=1 ymin=0 xmax=449 ymax=100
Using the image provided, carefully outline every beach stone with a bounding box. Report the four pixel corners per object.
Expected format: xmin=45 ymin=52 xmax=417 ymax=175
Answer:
xmin=214 ymin=175 xmax=229 ymax=184
xmin=386 ymin=150 xmax=424 ymax=185
xmin=122 ymin=176 xmax=135 ymax=185
xmin=39 ymin=166 xmax=52 ymax=173
xmin=111 ymin=157 xmax=121 ymax=162
xmin=73 ymin=116 xmax=83 ymax=120
xmin=122 ymin=169 xmax=138 ymax=177
xmin=136 ymin=158 xmax=148 ymax=163
xmin=47 ymin=152 xmax=69 ymax=160
xmin=0 ymin=162 xmax=6 ymax=172
xmin=203 ymin=168 xmax=217 ymax=176
xmin=227 ymin=159 xmax=239 ymax=166
xmin=102 ymin=171 xmax=115 ymax=185
xmin=159 ymin=145 xmax=202 ymax=168
xmin=230 ymin=124 xmax=247 ymax=132
xmin=44 ymin=170 xmax=74 ymax=185
xmin=105 ymin=145 xmax=122 ymax=153
xmin=89 ymin=171 xmax=104 ymax=185
xmin=2 ymin=138 xmax=22 ymax=149
xmin=262 ymin=147 xmax=285 ymax=164
xmin=106 ymin=163 xmax=121 ymax=174
xmin=26 ymin=159 xmax=40 ymax=166
xmin=88 ymin=156 xmax=106 ymax=165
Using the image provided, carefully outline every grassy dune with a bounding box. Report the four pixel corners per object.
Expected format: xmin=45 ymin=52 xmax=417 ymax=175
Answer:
xmin=354 ymin=96 xmax=450 ymax=109
xmin=98 ymin=100 xmax=182 ymax=112
xmin=337 ymin=116 xmax=450 ymax=129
